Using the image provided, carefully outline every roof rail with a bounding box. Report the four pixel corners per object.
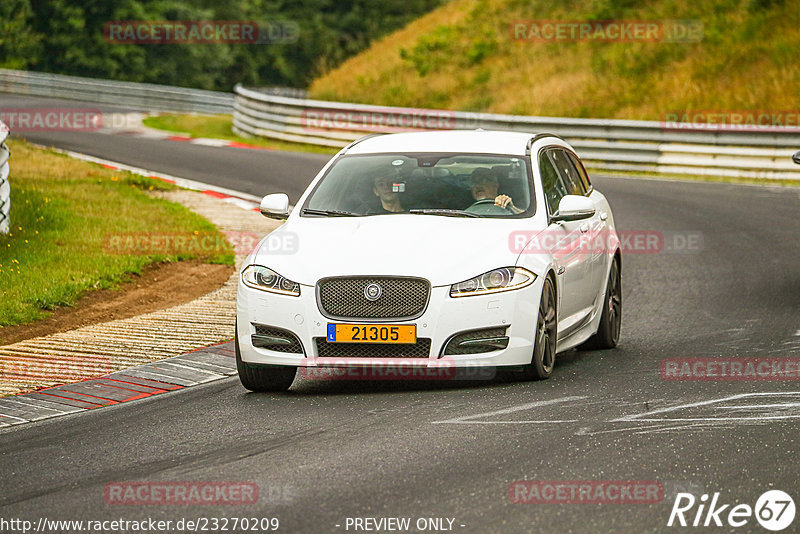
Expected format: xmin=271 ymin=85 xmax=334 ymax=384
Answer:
xmin=526 ymin=133 xmax=566 ymax=155
xmin=342 ymin=133 xmax=383 ymax=153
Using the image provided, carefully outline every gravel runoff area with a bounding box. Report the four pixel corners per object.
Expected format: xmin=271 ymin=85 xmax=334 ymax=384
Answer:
xmin=0 ymin=190 xmax=279 ymax=396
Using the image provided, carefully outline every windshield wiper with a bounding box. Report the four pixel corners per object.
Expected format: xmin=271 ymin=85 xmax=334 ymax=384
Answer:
xmin=301 ymin=208 xmax=359 ymax=217
xmin=408 ymin=209 xmax=479 ymax=218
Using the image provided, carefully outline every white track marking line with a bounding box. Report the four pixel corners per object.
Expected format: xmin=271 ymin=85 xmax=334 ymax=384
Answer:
xmin=612 ymin=392 xmax=800 ymax=423
xmin=632 ymin=423 xmax=733 ymax=435
xmin=0 ymin=398 xmax=68 ymax=415
xmin=575 ymin=424 xmax=708 ymax=436
xmin=29 ymin=144 xmax=262 ymax=203
xmin=3 ymin=397 xmax=76 ymax=415
xmin=717 ymin=403 xmax=800 ymax=409
xmin=432 ymin=396 xmax=586 ymax=424
xmin=223 ymin=197 xmax=259 ymax=210
xmin=0 ymin=413 xmax=28 ymax=423
xmin=190 ymin=138 xmax=232 ymax=147
xmin=632 ymin=415 xmax=800 ymax=422
xmin=440 ymin=420 xmax=579 ymax=425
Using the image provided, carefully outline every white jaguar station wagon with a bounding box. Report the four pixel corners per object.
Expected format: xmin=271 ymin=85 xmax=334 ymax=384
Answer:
xmin=236 ymin=131 xmax=621 ymax=391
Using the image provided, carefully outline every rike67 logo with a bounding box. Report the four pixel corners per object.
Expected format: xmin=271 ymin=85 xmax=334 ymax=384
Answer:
xmin=668 ymin=490 xmax=795 ymax=531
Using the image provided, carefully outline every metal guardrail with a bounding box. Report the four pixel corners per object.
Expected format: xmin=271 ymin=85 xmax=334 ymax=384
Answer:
xmin=234 ymin=84 xmax=800 ymax=180
xmin=0 ymin=121 xmax=10 ymax=235
xmin=0 ymin=69 xmax=233 ymax=114
xmin=0 ymin=69 xmax=796 ymax=179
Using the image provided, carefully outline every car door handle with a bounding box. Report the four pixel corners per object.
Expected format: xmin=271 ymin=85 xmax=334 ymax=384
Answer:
xmin=580 ymin=223 xmax=589 ymax=233
xmin=600 ymin=212 xmax=608 ymax=221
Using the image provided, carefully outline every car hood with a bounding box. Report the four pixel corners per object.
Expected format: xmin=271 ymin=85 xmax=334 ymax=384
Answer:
xmin=249 ymin=215 xmax=544 ymax=287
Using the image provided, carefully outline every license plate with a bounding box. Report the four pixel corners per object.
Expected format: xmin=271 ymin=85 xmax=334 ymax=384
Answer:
xmin=327 ymin=324 xmax=416 ymax=344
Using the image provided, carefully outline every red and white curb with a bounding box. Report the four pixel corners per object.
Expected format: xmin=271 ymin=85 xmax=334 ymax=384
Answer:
xmin=108 ymin=129 xmax=275 ymax=152
xmin=0 ymin=341 xmax=237 ymax=427
xmin=0 ymin=146 xmax=270 ymax=427
xmin=97 ymin=112 xmax=274 ymax=153
xmin=0 ymin=145 xmax=289 ymax=426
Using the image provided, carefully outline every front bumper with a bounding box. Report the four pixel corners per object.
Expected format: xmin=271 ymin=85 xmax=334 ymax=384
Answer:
xmin=236 ymin=274 xmax=543 ymax=369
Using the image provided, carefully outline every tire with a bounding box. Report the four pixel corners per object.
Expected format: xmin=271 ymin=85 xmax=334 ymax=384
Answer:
xmin=580 ymin=256 xmax=621 ymax=350
xmin=518 ymin=275 xmax=557 ymax=380
xmin=235 ymin=323 xmax=296 ymax=392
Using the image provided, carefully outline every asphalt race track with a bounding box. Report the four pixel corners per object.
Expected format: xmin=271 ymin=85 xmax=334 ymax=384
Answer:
xmin=1 ymin=95 xmax=800 ymax=533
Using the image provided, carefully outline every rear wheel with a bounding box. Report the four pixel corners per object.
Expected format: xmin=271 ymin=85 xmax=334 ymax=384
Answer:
xmin=580 ymin=256 xmax=621 ymax=350
xmin=519 ymin=276 xmax=557 ymax=380
xmin=235 ymin=322 xmax=296 ymax=392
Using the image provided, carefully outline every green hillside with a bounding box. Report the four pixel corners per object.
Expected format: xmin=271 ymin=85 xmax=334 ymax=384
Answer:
xmin=309 ymin=0 xmax=800 ymax=121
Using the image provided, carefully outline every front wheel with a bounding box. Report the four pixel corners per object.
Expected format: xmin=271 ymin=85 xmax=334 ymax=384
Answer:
xmin=235 ymin=324 xmax=296 ymax=392
xmin=518 ymin=276 xmax=557 ymax=380
xmin=580 ymin=256 xmax=621 ymax=350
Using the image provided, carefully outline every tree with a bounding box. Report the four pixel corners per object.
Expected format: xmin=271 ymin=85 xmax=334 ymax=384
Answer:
xmin=0 ymin=0 xmax=43 ymax=69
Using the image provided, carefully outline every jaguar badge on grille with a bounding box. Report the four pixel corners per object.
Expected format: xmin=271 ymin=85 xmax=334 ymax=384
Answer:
xmin=364 ymin=283 xmax=383 ymax=301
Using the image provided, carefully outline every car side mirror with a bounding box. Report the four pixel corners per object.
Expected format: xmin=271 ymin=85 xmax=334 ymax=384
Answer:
xmin=260 ymin=193 xmax=290 ymax=220
xmin=793 ymin=150 xmax=800 ymax=165
xmin=551 ymin=195 xmax=595 ymax=222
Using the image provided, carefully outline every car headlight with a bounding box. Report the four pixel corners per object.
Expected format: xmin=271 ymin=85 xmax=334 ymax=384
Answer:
xmin=450 ymin=267 xmax=535 ymax=297
xmin=241 ymin=265 xmax=300 ymax=296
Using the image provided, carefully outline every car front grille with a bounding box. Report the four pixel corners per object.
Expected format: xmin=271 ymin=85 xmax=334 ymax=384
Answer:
xmin=317 ymin=276 xmax=430 ymax=320
xmin=252 ymin=324 xmax=304 ymax=354
xmin=314 ymin=338 xmax=432 ymax=358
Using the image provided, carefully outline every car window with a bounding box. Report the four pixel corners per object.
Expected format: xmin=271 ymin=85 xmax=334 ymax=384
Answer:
xmin=565 ymin=151 xmax=591 ymax=193
xmin=303 ymin=153 xmax=534 ymax=218
xmin=539 ymin=151 xmax=567 ymax=214
xmin=549 ymin=148 xmax=587 ymax=196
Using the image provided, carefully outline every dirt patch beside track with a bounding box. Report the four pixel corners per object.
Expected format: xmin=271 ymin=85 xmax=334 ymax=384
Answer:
xmin=0 ymin=260 xmax=233 ymax=346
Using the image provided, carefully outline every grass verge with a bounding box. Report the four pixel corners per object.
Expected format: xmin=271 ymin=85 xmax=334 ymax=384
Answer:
xmin=309 ymin=0 xmax=800 ymax=120
xmin=142 ymin=114 xmax=338 ymax=155
xmin=0 ymin=139 xmax=234 ymax=327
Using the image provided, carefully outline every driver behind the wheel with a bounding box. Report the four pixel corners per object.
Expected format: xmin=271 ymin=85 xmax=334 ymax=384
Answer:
xmin=469 ymin=168 xmax=523 ymax=214
xmin=369 ymin=173 xmax=406 ymax=213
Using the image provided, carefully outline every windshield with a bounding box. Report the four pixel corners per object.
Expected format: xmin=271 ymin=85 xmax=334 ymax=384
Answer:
xmin=302 ymin=153 xmax=534 ymax=217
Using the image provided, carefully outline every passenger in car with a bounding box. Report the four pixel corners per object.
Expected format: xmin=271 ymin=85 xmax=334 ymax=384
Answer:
xmin=371 ymin=174 xmax=406 ymax=213
xmin=470 ymin=168 xmax=523 ymax=214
